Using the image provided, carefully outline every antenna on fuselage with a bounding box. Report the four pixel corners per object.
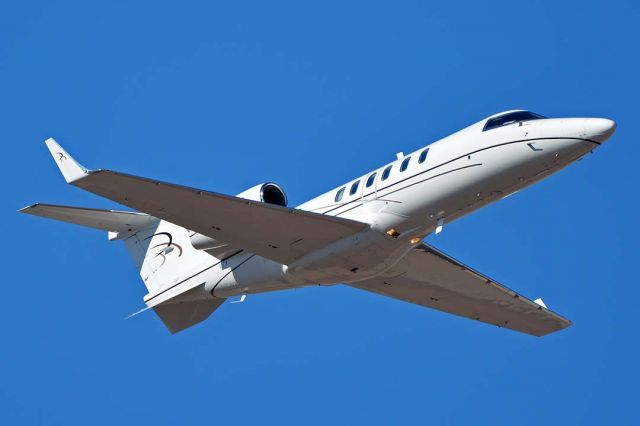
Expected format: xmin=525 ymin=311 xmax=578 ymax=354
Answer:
xmin=230 ymin=294 xmax=247 ymax=304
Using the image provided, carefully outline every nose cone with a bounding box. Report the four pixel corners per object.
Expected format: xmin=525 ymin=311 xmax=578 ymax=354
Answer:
xmin=585 ymin=118 xmax=616 ymax=143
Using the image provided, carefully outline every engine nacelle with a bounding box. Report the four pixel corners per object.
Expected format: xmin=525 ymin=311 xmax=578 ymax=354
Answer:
xmin=205 ymin=253 xmax=293 ymax=298
xmin=236 ymin=182 xmax=288 ymax=207
xmin=189 ymin=182 xmax=288 ymax=251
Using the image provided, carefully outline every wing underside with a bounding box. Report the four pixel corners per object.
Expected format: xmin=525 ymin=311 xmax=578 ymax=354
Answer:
xmin=349 ymin=243 xmax=571 ymax=336
xmin=73 ymin=169 xmax=367 ymax=265
xmin=19 ymin=203 xmax=156 ymax=233
xmin=41 ymin=139 xmax=369 ymax=265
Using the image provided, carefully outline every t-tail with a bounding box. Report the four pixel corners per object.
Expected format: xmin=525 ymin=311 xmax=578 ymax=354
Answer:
xmin=19 ymin=140 xmax=225 ymax=333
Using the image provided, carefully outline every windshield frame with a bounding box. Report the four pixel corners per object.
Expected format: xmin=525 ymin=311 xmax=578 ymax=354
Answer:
xmin=483 ymin=111 xmax=546 ymax=132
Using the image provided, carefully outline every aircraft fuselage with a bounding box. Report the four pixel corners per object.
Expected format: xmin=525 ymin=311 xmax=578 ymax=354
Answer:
xmin=209 ymin=112 xmax=615 ymax=298
xmin=24 ymin=110 xmax=615 ymax=334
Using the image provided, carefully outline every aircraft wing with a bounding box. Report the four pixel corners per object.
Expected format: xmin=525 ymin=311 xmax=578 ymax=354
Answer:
xmin=43 ymin=139 xmax=368 ymax=265
xmin=19 ymin=203 xmax=156 ymax=234
xmin=348 ymin=243 xmax=572 ymax=336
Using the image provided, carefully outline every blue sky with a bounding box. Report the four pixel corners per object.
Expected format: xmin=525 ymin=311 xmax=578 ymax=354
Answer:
xmin=2 ymin=1 xmax=639 ymax=424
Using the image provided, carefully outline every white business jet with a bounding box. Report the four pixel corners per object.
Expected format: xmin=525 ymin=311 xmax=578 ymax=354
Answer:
xmin=21 ymin=110 xmax=615 ymax=336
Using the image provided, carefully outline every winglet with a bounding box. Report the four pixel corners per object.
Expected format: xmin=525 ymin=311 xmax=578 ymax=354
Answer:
xmin=44 ymin=138 xmax=89 ymax=183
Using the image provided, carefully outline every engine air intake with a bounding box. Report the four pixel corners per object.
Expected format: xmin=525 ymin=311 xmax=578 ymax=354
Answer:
xmin=261 ymin=183 xmax=287 ymax=206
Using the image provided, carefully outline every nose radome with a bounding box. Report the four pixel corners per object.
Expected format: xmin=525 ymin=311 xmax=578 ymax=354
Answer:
xmin=585 ymin=118 xmax=616 ymax=143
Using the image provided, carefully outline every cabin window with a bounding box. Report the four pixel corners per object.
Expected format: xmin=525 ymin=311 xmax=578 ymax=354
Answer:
xmin=382 ymin=165 xmax=392 ymax=181
xmin=419 ymin=148 xmax=429 ymax=164
xmin=349 ymin=180 xmax=360 ymax=196
xmin=483 ymin=111 xmax=546 ymax=132
xmin=335 ymin=187 xmax=345 ymax=202
xmin=366 ymin=172 xmax=377 ymax=188
xmin=400 ymin=157 xmax=411 ymax=172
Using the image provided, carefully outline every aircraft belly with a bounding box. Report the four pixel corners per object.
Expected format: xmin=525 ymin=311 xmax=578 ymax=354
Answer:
xmin=285 ymin=228 xmax=416 ymax=285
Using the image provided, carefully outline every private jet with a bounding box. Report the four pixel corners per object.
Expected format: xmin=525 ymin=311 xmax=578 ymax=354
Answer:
xmin=20 ymin=110 xmax=616 ymax=335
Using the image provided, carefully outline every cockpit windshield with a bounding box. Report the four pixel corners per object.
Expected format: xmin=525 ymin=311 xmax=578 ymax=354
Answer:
xmin=483 ymin=111 xmax=546 ymax=132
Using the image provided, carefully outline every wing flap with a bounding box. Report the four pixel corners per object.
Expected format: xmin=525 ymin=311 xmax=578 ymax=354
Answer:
xmin=349 ymin=243 xmax=571 ymax=336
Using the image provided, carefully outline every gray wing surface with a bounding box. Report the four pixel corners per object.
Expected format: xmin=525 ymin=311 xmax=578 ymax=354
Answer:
xmin=19 ymin=203 xmax=156 ymax=233
xmin=41 ymin=138 xmax=368 ymax=265
xmin=348 ymin=243 xmax=572 ymax=336
xmin=71 ymin=169 xmax=367 ymax=265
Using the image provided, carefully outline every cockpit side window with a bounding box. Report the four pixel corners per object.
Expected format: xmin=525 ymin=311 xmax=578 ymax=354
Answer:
xmin=483 ymin=111 xmax=546 ymax=132
xmin=335 ymin=187 xmax=345 ymax=202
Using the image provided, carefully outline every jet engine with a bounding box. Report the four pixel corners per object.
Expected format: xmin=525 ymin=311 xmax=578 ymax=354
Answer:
xmin=235 ymin=182 xmax=288 ymax=207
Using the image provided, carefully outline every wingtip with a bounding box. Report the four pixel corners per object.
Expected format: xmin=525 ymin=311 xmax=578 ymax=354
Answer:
xmin=44 ymin=138 xmax=89 ymax=183
xmin=17 ymin=203 xmax=39 ymax=213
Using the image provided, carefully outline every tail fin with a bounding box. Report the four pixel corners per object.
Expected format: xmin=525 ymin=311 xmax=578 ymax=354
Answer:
xmin=20 ymin=203 xmax=224 ymax=333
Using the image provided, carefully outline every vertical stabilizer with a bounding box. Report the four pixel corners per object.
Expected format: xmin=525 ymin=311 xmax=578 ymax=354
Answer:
xmin=122 ymin=219 xmax=214 ymax=296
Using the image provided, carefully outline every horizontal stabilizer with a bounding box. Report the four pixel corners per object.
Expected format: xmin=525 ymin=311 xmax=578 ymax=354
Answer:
xmin=19 ymin=203 xmax=157 ymax=234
